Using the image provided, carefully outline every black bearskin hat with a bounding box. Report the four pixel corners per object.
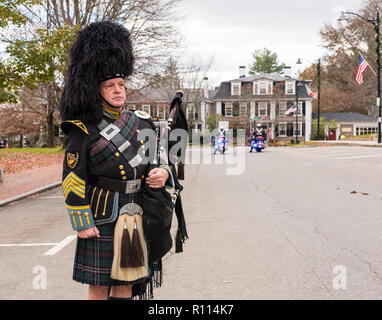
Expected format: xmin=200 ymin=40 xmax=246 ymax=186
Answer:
xmin=60 ymin=21 xmax=134 ymax=124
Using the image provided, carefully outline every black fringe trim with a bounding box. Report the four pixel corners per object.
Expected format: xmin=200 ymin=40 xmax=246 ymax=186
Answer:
xmin=131 ymin=258 xmax=163 ymax=300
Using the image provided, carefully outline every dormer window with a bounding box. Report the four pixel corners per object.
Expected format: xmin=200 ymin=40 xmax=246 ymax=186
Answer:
xmin=285 ymin=81 xmax=295 ymax=95
xmin=231 ymin=82 xmax=241 ymax=96
xmin=259 ymin=82 xmax=267 ymax=94
xmin=253 ymin=80 xmax=273 ymax=95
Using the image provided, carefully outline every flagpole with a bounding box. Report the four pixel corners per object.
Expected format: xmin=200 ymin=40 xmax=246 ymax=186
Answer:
xmin=376 ymin=12 xmax=381 ymax=144
xmin=359 ymin=53 xmax=377 ymax=76
xmin=295 ymin=81 xmax=299 ymax=144
xmin=317 ymin=59 xmax=321 ymax=140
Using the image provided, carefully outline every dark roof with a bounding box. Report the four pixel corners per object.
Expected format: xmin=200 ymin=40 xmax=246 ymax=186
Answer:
xmin=213 ymin=80 xmax=311 ymax=100
xmin=214 ymin=82 xmax=231 ymax=99
xmin=232 ymin=74 xmax=296 ymax=82
xmin=312 ymin=112 xmax=377 ymax=122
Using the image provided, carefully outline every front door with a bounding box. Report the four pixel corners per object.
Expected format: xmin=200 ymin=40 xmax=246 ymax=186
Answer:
xmin=329 ymin=129 xmax=336 ymax=140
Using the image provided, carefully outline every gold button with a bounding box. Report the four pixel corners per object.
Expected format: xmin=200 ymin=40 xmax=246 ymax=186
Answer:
xmin=122 ymin=176 xmax=127 ymax=181
xmin=77 ymin=211 xmax=82 ymax=216
xmin=140 ymin=140 xmax=144 ymax=144
xmin=119 ymin=165 xmax=124 ymax=170
xmin=121 ymin=170 xmax=126 ymax=175
xmin=84 ymin=212 xmax=89 ymax=217
xmin=115 ymin=152 xmax=120 ymax=157
xmin=71 ymin=211 xmax=74 ymax=216
xmin=136 ymin=129 xmax=140 ymax=133
xmin=142 ymin=175 xmax=144 ymax=179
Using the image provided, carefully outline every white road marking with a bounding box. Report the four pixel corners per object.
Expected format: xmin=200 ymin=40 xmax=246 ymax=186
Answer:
xmin=0 ymin=243 xmax=57 ymax=247
xmin=336 ymin=154 xmax=382 ymax=160
xmin=43 ymin=235 xmax=77 ymax=256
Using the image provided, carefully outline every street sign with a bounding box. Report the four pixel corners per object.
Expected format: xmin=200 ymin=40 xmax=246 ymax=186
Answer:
xmin=250 ymin=117 xmax=261 ymax=121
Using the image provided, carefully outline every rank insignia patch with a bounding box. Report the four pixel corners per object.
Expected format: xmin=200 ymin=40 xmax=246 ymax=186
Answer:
xmin=66 ymin=152 xmax=79 ymax=169
xmin=134 ymin=110 xmax=150 ymax=119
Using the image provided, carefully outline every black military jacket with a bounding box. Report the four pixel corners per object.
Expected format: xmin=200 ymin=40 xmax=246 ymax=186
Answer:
xmin=61 ymin=107 xmax=173 ymax=231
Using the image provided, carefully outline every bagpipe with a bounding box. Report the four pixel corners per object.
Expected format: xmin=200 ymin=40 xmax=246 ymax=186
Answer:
xmin=112 ymin=91 xmax=189 ymax=290
xmin=140 ymin=90 xmax=189 ymax=266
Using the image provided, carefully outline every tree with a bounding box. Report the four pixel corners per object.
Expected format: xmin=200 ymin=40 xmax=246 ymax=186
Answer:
xmin=144 ymin=55 xmax=214 ymax=131
xmin=301 ymin=0 xmax=381 ymax=115
xmin=0 ymin=0 xmax=184 ymax=147
xmin=248 ymin=48 xmax=285 ymax=75
xmin=206 ymin=114 xmax=223 ymax=132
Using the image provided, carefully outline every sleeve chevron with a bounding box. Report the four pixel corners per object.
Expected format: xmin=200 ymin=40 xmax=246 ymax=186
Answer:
xmin=62 ymin=123 xmax=93 ymax=231
xmin=62 ymin=172 xmax=86 ymax=199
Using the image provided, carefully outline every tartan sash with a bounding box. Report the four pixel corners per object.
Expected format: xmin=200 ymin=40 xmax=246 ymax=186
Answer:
xmin=89 ymin=111 xmax=140 ymax=169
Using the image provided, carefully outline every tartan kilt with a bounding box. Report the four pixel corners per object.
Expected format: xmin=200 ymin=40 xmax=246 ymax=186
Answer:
xmin=72 ymin=220 xmax=147 ymax=287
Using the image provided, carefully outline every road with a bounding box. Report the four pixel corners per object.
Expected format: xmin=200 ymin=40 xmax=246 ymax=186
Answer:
xmin=1 ymin=145 xmax=382 ymax=300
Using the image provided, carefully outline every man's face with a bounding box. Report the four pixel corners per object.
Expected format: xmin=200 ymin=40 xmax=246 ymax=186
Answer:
xmin=99 ymin=77 xmax=126 ymax=109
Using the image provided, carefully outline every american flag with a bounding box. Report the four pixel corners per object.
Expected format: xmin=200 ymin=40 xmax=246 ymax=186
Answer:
xmin=305 ymin=84 xmax=318 ymax=99
xmin=355 ymin=54 xmax=369 ymax=85
xmin=285 ymin=105 xmax=296 ymax=115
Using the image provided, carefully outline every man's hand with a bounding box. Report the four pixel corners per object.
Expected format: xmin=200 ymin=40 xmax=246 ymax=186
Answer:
xmin=146 ymin=167 xmax=169 ymax=188
xmin=77 ymin=226 xmax=100 ymax=239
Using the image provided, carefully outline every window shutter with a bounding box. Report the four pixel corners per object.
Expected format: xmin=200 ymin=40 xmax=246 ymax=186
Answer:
xmin=254 ymin=84 xmax=258 ymax=95
xmin=222 ymin=103 xmax=225 ymax=116
xmin=302 ymin=102 xmax=306 ymax=116
xmin=302 ymin=123 xmax=306 ymax=136
xmin=268 ymin=83 xmax=272 ymax=95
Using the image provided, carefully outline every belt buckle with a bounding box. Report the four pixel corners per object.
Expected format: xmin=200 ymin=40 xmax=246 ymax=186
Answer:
xmin=125 ymin=179 xmax=141 ymax=194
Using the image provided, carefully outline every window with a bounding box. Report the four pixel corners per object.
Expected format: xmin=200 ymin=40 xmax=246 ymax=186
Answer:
xmin=279 ymin=123 xmax=286 ymax=136
xmin=297 ymin=102 xmax=303 ymax=116
xmin=259 ymin=82 xmax=267 ymax=94
xmin=258 ymin=102 xmax=267 ymax=116
xmin=285 ymin=82 xmax=295 ymax=95
xmin=279 ymin=102 xmax=287 ymax=116
xmin=240 ymin=102 xmax=247 ymax=116
xmin=294 ymin=122 xmax=302 ymax=137
xmin=356 ymin=127 xmax=377 ymax=135
xmin=186 ymin=106 xmax=192 ymax=120
xmin=232 ymin=83 xmax=241 ymax=96
xmin=225 ymin=103 xmax=233 ymax=117
xmin=157 ymin=107 xmax=166 ymax=120
xmin=142 ymin=104 xmax=151 ymax=114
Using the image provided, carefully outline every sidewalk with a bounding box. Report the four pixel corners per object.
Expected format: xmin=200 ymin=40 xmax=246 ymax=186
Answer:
xmin=0 ymin=164 xmax=62 ymax=206
xmin=309 ymin=140 xmax=382 ymax=147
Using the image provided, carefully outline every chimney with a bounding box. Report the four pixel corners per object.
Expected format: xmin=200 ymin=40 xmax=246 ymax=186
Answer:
xmin=202 ymin=77 xmax=209 ymax=98
xmin=283 ymin=66 xmax=292 ymax=78
xmin=239 ymin=66 xmax=246 ymax=78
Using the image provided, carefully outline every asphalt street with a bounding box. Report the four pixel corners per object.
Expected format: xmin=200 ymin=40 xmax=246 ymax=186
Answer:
xmin=1 ymin=145 xmax=382 ymax=300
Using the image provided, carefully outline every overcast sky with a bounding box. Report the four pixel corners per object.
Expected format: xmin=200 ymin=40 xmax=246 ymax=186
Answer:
xmin=178 ymin=0 xmax=364 ymax=87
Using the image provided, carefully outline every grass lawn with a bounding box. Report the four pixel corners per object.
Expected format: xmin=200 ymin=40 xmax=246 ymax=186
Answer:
xmin=0 ymin=146 xmax=64 ymax=155
xmin=0 ymin=147 xmax=64 ymax=174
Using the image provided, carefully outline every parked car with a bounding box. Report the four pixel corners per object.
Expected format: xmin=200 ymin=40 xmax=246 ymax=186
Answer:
xmin=0 ymin=139 xmax=7 ymax=148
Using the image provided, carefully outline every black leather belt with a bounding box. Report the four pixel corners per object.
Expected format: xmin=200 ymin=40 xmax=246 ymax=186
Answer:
xmin=89 ymin=176 xmax=141 ymax=194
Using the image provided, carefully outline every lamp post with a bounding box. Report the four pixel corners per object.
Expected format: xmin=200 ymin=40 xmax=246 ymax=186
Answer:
xmin=339 ymin=11 xmax=381 ymax=143
xmin=295 ymin=81 xmax=299 ymax=144
xmin=296 ymin=58 xmax=321 ymax=140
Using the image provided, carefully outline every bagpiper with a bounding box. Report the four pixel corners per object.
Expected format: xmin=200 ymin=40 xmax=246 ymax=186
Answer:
xmin=60 ymin=21 xmax=187 ymax=300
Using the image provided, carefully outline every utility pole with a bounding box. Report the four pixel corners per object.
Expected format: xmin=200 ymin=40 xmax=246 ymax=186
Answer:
xmin=317 ymin=59 xmax=321 ymax=140
xmin=375 ymin=11 xmax=381 ymax=143
xmin=295 ymin=81 xmax=299 ymax=144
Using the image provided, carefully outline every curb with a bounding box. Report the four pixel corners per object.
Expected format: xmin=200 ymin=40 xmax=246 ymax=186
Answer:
xmin=0 ymin=181 xmax=62 ymax=207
